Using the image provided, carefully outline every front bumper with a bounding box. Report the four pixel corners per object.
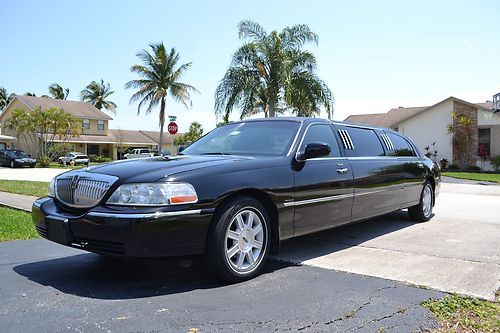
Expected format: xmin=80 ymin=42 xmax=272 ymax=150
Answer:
xmin=32 ymin=197 xmax=214 ymax=258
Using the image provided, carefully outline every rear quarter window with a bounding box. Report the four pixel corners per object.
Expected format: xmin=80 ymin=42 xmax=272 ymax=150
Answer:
xmin=343 ymin=127 xmax=385 ymax=157
xmin=386 ymin=133 xmax=416 ymax=157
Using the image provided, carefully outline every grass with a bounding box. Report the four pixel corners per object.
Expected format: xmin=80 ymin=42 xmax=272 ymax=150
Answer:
xmin=0 ymin=180 xmax=49 ymax=197
xmin=35 ymin=162 xmax=89 ymax=169
xmin=422 ymin=294 xmax=499 ymax=332
xmin=0 ymin=207 xmax=38 ymax=242
xmin=442 ymin=172 xmax=500 ymax=183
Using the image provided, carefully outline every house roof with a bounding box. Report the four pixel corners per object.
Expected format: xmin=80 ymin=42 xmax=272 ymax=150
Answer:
xmin=47 ymin=129 xmax=183 ymax=145
xmin=139 ymin=130 xmax=182 ymax=144
xmin=14 ymin=95 xmax=113 ymax=120
xmin=344 ymin=96 xmax=493 ymax=128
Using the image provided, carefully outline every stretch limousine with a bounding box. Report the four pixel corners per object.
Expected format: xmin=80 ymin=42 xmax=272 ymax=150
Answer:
xmin=32 ymin=118 xmax=440 ymax=281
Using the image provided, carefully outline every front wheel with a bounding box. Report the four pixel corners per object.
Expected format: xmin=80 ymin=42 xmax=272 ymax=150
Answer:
xmin=408 ymin=181 xmax=434 ymax=222
xmin=204 ymin=196 xmax=271 ymax=282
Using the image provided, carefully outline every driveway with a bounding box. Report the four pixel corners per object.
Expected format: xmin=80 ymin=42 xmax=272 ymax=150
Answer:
xmin=0 ymin=166 xmax=67 ymax=182
xmin=275 ymin=182 xmax=500 ymax=300
xmin=0 ymin=240 xmax=441 ymax=333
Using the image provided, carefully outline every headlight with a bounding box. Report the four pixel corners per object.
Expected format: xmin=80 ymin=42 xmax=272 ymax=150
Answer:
xmin=106 ymin=182 xmax=198 ymax=206
xmin=48 ymin=178 xmax=56 ymax=197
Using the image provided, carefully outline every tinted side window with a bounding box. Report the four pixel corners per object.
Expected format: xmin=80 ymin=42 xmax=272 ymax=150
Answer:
xmin=386 ymin=133 xmax=415 ymax=157
xmin=300 ymin=124 xmax=340 ymax=157
xmin=344 ymin=127 xmax=384 ymax=157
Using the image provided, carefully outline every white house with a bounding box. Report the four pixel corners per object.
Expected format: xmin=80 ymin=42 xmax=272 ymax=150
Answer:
xmin=345 ymin=95 xmax=500 ymax=169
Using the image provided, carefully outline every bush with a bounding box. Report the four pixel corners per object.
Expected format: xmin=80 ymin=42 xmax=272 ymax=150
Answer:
xmin=490 ymin=155 xmax=500 ymax=173
xmin=439 ymin=158 xmax=448 ymax=169
xmin=48 ymin=142 xmax=73 ymax=159
xmin=447 ymin=164 xmax=460 ymax=170
xmin=37 ymin=155 xmax=51 ymax=167
xmin=92 ymin=155 xmax=112 ymax=163
xmin=466 ymin=165 xmax=481 ymax=172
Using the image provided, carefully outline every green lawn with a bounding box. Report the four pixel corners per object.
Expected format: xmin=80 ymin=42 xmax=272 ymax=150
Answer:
xmin=422 ymin=294 xmax=499 ymax=332
xmin=442 ymin=172 xmax=500 ymax=183
xmin=0 ymin=207 xmax=38 ymax=242
xmin=0 ymin=180 xmax=49 ymax=197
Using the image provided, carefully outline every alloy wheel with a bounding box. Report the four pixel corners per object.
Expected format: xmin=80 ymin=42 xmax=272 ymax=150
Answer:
xmin=224 ymin=208 xmax=266 ymax=273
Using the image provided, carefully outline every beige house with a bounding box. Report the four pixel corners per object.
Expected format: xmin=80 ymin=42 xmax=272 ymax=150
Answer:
xmin=345 ymin=96 xmax=500 ymax=170
xmin=0 ymin=95 xmax=181 ymax=159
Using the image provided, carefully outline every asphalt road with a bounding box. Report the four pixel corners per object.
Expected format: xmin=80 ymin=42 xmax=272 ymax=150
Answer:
xmin=0 ymin=239 xmax=441 ymax=333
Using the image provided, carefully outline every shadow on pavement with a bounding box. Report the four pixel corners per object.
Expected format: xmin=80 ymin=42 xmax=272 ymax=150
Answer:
xmin=13 ymin=253 xmax=295 ymax=300
xmin=278 ymin=210 xmax=425 ymax=261
xmin=13 ymin=210 xmax=422 ymax=300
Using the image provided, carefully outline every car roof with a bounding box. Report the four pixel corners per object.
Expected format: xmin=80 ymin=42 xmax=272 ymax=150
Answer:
xmin=225 ymin=116 xmax=396 ymax=133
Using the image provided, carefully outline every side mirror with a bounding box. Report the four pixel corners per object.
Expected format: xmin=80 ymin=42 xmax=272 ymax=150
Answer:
xmin=296 ymin=142 xmax=331 ymax=162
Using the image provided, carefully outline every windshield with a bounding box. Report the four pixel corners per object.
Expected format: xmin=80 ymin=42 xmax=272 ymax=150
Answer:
xmin=182 ymin=121 xmax=300 ymax=156
xmin=10 ymin=151 xmax=30 ymax=157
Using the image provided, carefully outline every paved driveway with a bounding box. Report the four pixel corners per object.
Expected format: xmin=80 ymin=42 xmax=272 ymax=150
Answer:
xmin=276 ymin=182 xmax=500 ymax=300
xmin=0 ymin=239 xmax=440 ymax=333
xmin=0 ymin=166 xmax=67 ymax=182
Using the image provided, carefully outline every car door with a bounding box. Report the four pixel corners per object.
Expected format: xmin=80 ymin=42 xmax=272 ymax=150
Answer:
xmin=292 ymin=123 xmax=354 ymax=236
xmin=384 ymin=131 xmax=426 ymax=206
xmin=336 ymin=125 xmax=404 ymax=221
xmin=0 ymin=151 xmax=5 ymax=166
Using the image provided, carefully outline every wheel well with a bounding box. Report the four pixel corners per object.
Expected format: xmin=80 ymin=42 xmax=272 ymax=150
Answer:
xmin=214 ymin=189 xmax=280 ymax=254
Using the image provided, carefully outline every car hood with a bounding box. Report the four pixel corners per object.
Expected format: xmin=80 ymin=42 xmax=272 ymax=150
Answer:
xmin=80 ymin=155 xmax=251 ymax=183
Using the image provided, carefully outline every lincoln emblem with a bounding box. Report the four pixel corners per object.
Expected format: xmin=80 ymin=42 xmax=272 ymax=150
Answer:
xmin=71 ymin=175 xmax=80 ymax=189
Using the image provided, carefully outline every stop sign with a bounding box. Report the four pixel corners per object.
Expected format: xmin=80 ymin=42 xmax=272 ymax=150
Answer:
xmin=167 ymin=121 xmax=178 ymax=135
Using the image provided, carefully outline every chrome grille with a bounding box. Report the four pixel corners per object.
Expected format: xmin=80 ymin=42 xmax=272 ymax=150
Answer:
xmin=55 ymin=173 xmax=118 ymax=208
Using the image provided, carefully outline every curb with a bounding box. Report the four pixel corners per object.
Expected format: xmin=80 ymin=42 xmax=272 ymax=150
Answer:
xmin=0 ymin=201 xmax=32 ymax=213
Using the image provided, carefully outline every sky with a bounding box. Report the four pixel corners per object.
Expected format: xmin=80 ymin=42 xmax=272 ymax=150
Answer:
xmin=1 ymin=0 xmax=499 ymax=133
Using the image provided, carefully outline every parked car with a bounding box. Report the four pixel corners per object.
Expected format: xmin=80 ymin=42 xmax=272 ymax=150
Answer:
xmin=123 ymin=148 xmax=154 ymax=159
xmin=58 ymin=152 xmax=90 ymax=165
xmin=32 ymin=118 xmax=440 ymax=282
xmin=0 ymin=149 xmax=36 ymax=168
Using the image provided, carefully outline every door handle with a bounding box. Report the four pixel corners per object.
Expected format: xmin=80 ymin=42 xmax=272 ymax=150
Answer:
xmin=336 ymin=168 xmax=349 ymax=174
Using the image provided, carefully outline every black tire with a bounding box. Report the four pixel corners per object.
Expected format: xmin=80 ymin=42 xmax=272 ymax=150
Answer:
xmin=204 ymin=196 xmax=271 ymax=282
xmin=408 ymin=180 xmax=434 ymax=222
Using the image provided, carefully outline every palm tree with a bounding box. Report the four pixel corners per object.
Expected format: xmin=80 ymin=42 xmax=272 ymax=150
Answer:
xmin=80 ymin=80 xmax=117 ymax=113
xmin=0 ymin=87 xmax=15 ymax=110
xmin=215 ymin=20 xmax=334 ymax=120
xmin=48 ymin=83 xmax=69 ymax=99
xmin=125 ymin=43 xmax=198 ymax=150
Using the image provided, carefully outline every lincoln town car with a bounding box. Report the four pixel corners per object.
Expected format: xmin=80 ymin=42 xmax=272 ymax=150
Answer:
xmin=32 ymin=118 xmax=440 ymax=281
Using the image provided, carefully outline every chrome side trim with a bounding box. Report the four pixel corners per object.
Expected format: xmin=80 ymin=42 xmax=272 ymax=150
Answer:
xmin=283 ymin=193 xmax=353 ymax=207
xmin=87 ymin=209 xmax=202 ymax=219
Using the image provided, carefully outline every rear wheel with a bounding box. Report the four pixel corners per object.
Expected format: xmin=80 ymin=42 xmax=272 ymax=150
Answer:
xmin=408 ymin=181 xmax=434 ymax=222
xmin=205 ymin=196 xmax=270 ymax=282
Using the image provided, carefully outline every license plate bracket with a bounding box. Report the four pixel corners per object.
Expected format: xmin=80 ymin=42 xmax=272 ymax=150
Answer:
xmin=46 ymin=216 xmax=72 ymax=245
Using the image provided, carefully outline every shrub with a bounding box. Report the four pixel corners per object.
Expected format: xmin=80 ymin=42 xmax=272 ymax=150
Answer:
xmin=439 ymin=158 xmax=448 ymax=169
xmin=48 ymin=142 xmax=73 ymax=159
xmin=37 ymin=155 xmax=51 ymax=167
xmin=490 ymin=155 xmax=500 ymax=173
xmin=447 ymin=164 xmax=460 ymax=170
xmin=466 ymin=165 xmax=481 ymax=172
xmin=92 ymin=155 xmax=112 ymax=163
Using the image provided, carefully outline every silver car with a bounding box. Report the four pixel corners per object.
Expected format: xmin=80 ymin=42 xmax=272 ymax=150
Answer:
xmin=58 ymin=152 xmax=90 ymax=165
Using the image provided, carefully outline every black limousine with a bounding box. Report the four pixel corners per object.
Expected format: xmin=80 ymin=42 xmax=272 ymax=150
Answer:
xmin=33 ymin=118 xmax=440 ymax=281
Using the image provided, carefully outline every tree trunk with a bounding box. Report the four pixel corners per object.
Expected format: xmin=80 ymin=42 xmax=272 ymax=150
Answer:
xmin=158 ymin=97 xmax=166 ymax=152
xmin=268 ymin=98 xmax=277 ymax=117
